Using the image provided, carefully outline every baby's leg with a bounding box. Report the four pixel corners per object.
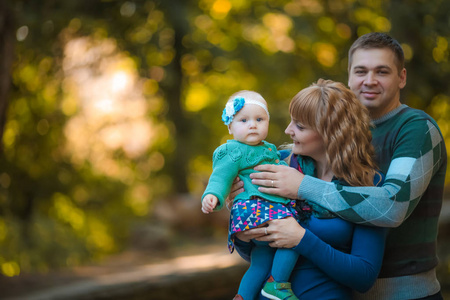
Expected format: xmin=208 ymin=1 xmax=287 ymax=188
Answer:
xmin=238 ymin=240 xmax=274 ymax=300
xmin=271 ymin=248 xmax=299 ymax=282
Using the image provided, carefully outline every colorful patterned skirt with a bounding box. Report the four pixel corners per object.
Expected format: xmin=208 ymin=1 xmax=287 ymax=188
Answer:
xmin=228 ymin=197 xmax=298 ymax=253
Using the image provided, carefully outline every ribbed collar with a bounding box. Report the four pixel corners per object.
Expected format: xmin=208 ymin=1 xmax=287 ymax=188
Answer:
xmin=372 ymin=104 xmax=408 ymax=126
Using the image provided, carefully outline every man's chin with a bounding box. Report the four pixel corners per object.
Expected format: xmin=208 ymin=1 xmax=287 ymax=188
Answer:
xmin=360 ymin=98 xmax=378 ymax=107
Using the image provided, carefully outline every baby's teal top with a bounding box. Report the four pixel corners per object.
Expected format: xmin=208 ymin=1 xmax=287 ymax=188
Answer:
xmin=202 ymin=139 xmax=290 ymax=210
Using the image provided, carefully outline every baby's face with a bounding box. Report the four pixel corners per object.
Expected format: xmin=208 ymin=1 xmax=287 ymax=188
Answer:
xmin=228 ymin=104 xmax=269 ymax=145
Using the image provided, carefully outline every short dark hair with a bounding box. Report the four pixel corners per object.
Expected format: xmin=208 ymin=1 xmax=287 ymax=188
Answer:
xmin=348 ymin=32 xmax=405 ymax=74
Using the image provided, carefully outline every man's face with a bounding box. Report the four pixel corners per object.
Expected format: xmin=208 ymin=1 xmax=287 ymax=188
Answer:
xmin=348 ymin=48 xmax=407 ymax=119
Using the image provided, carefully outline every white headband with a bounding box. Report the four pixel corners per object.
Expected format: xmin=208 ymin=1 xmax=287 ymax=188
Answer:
xmin=221 ymin=97 xmax=270 ymax=125
xmin=244 ymin=99 xmax=270 ymax=117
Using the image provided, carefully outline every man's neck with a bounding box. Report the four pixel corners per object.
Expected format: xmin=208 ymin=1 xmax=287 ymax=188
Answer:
xmin=369 ymin=101 xmax=401 ymax=120
xmin=371 ymin=104 xmax=407 ymax=124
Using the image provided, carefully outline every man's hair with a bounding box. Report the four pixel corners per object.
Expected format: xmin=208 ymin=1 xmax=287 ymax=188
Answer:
xmin=348 ymin=32 xmax=405 ymax=74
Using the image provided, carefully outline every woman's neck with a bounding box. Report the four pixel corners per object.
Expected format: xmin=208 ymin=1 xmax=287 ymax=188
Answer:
xmin=315 ymin=159 xmax=334 ymax=182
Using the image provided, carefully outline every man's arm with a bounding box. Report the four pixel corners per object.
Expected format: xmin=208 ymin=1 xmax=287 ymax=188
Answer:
xmin=299 ymin=120 xmax=446 ymax=227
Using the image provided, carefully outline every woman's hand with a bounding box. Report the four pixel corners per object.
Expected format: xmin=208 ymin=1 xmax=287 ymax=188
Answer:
xmin=256 ymin=217 xmax=306 ymax=248
xmin=235 ymin=227 xmax=266 ymax=243
xmin=250 ymin=164 xmax=305 ymax=199
xmin=227 ymin=177 xmax=244 ymax=202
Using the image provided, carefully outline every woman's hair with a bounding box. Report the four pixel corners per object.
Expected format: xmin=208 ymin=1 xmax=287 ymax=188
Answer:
xmin=289 ymin=79 xmax=378 ymax=186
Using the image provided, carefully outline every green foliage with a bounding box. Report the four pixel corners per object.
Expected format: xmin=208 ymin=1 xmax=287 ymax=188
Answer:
xmin=1 ymin=0 xmax=449 ymax=278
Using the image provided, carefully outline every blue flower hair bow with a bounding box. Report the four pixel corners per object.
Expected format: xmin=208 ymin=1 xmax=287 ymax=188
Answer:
xmin=222 ymin=97 xmax=245 ymax=125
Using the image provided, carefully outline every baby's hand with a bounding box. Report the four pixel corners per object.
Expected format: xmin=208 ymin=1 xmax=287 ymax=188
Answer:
xmin=202 ymin=195 xmax=218 ymax=214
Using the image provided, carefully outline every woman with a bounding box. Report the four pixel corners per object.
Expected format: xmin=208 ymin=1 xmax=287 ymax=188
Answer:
xmin=232 ymin=79 xmax=387 ymax=299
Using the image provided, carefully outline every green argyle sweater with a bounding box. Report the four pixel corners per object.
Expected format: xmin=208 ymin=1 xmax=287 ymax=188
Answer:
xmin=202 ymin=139 xmax=290 ymax=210
xmin=298 ymin=105 xmax=447 ymax=299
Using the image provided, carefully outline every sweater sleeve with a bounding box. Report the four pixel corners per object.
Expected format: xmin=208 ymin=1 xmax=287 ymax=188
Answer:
xmin=202 ymin=143 xmax=242 ymax=210
xmin=298 ymin=120 xmax=446 ymax=227
xmin=294 ymin=225 xmax=387 ymax=293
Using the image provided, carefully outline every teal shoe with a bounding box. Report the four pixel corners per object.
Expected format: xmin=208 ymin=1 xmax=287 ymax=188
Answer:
xmin=261 ymin=276 xmax=299 ymax=300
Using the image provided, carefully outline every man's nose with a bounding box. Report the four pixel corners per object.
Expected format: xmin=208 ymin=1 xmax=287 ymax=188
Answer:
xmin=364 ymin=72 xmax=377 ymax=85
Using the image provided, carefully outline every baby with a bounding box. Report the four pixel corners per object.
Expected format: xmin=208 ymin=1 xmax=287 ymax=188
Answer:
xmin=202 ymin=90 xmax=299 ymax=300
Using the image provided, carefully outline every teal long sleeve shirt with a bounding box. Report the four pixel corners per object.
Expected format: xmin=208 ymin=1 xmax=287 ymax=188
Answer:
xmin=202 ymin=139 xmax=290 ymax=210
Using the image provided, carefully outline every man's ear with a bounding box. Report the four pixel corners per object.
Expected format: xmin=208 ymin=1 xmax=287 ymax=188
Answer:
xmin=399 ymin=68 xmax=407 ymax=89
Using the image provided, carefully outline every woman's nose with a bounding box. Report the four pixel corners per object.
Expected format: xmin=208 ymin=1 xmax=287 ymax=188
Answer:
xmin=284 ymin=121 xmax=293 ymax=135
xmin=285 ymin=124 xmax=292 ymax=135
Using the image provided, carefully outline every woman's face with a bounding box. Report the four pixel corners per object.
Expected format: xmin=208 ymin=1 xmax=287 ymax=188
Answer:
xmin=285 ymin=118 xmax=326 ymax=160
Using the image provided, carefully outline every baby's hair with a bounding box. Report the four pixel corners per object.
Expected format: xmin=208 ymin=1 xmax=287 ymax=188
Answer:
xmin=227 ymin=90 xmax=266 ymax=105
xmin=289 ymin=79 xmax=378 ymax=186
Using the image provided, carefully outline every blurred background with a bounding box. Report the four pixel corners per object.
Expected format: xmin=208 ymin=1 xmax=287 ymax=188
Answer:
xmin=0 ymin=0 xmax=449 ymax=299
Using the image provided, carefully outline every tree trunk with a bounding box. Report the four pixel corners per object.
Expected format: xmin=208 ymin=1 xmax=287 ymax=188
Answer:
xmin=159 ymin=0 xmax=190 ymax=194
xmin=0 ymin=1 xmax=16 ymax=151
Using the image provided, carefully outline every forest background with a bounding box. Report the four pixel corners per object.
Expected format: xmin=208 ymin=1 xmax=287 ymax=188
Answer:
xmin=0 ymin=0 xmax=450 ymax=294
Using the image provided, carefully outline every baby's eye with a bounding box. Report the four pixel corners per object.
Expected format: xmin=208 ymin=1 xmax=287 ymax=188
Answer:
xmin=257 ymin=118 xmax=263 ymax=122
xmin=241 ymin=118 xmax=247 ymax=123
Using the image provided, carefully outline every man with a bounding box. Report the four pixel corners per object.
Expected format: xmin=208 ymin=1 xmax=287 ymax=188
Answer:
xmin=246 ymin=32 xmax=447 ymax=299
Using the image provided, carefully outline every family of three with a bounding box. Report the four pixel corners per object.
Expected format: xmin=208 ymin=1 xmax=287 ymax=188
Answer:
xmin=201 ymin=32 xmax=447 ymax=300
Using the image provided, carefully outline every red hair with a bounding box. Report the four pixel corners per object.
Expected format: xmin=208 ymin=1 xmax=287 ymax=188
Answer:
xmin=289 ymin=79 xmax=378 ymax=186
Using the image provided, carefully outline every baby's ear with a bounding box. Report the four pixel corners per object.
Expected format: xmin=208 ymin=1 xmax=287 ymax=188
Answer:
xmin=228 ymin=125 xmax=232 ymax=134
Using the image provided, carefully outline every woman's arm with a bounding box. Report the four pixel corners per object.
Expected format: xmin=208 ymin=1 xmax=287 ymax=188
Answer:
xmin=295 ymin=225 xmax=387 ymax=293
xmin=241 ymin=217 xmax=386 ymax=292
